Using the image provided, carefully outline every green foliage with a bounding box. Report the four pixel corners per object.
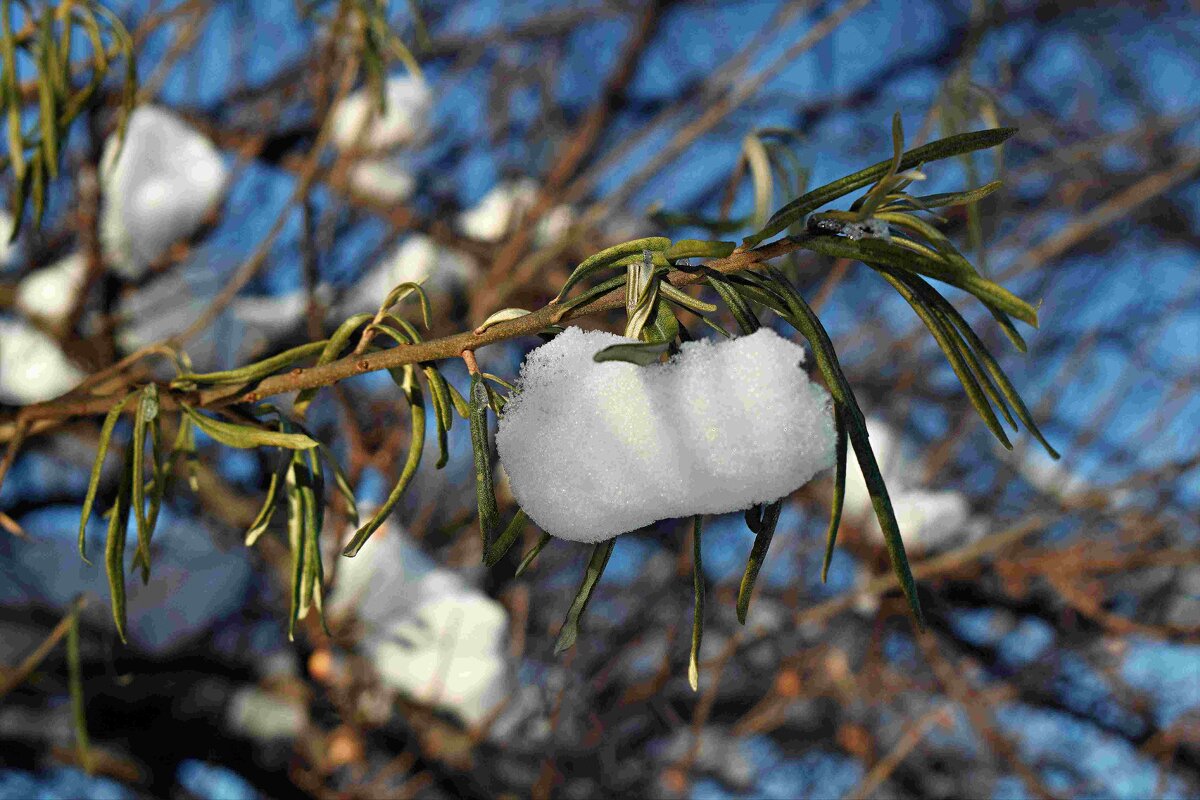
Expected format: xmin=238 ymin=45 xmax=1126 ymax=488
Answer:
xmin=1 ymin=0 xmax=136 ymax=235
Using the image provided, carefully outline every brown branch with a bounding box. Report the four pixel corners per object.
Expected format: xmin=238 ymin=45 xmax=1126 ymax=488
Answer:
xmin=2 ymin=235 xmax=808 ymax=442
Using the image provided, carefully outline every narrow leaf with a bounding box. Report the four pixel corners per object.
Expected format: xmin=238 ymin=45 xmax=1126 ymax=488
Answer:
xmin=183 ymin=406 xmax=318 ymax=450
xmin=79 ymin=392 xmax=135 ymax=565
xmin=736 ymin=500 xmax=781 ymax=624
xmin=553 ymin=538 xmax=616 ymax=654
xmin=294 ymin=313 xmax=373 ymax=416
xmin=105 ymin=440 xmax=134 ymax=643
xmin=554 ymin=237 xmax=670 ymax=303
xmin=593 ymin=341 xmax=671 ymax=366
xmin=484 ymin=508 xmax=529 ymax=567
xmin=743 ymin=127 xmax=1017 ymax=247
xmin=342 ymin=367 xmax=425 ymax=557
xmin=689 ymin=516 xmax=704 ymax=692
xmin=664 ymin=239 xmax=736 ymax=261
xmin=821 ymin=406 xmax=848 ymax=582
xmin=515 ymin=531 xmax=552 ymax=577
xmin=469 ymin=373 xmax=500 ymax=551
xmin=67 ymin=602 xmax=92 ymax=775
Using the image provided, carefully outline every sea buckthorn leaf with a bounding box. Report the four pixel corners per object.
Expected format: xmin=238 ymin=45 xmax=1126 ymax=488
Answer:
xmin=659 ymin=282 xmax=718 ymax=314
xmin=736 ymin=499 xmax=781 ymax=624
xmin=245 ymin=456 xmax=290 ymax=546
xmin=105 ymin=439 xmax=135 ymax=643
xmin=474 ymin=307 xmax=531 ymax=335
xmin=689 ymin=515 xmax=705 ymax=692
xmin=593 ymin=341 xmax=671 ymax=366
xmin=172 ymin=340 xmax=328 ymax=386
xmin=79 ymin=391 xmax=136 ymax=565
xmin=182 ymin=406 xmax=319 ymax=450
xmin=664 ymin=239 xmax=736 ymax=261
xmin=380 ymin=281 xmax=432 ymax=329
xmin=801 ymin=234 xmax=1038 ymax=327
xmin=483 ymin=508 xmax=530 ymax=567
xmin=515 ymin=531 xmax=552 ymax=577
xmin=901 ymin=273 xmax=1059 ymax=458
xmin=875 ymin=267 xmax=1012 ymax=449
xmin=342 ymin=365 xmax=425 ymax=557
xmin=469 ymin=372 xmax=500 ymax=553
xmin=554 ymin=237 xmax=670 ymax=303
xmin=294 ymin=313 xmax=374 ymax=416
xmin=743 ymin=126 xmax=1016 ymax=247
xmin=707 ymin=274 xmax=760 ymax=335
xmin=553 ymin=538 xmax=616 ymax=654
xmin=821 ymin=405 xmax=848 ymax=583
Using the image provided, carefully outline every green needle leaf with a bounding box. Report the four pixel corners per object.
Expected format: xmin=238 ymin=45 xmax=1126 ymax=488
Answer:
xmin=555 ymin=237 xmax=670 ymax=302
xmin=743 ymin=126 xmax=1017 ymax=247
xmin=736 ymin=500 xmax=781 ymax=624
xmin=689 ymin=516 xmax=704 ymax=692
xmin=67 ymin=600 xmax=92 ymax=775
xmin=294 ymin=313 xmax=373 ymax=416
xmin=342 ymin=366 xmax=425 ymax=557
xmin=593 ymin=341 xmax=671 ymax=366
xmin=469 ymin=372 xmax=500 ymax=552
xmin=79 ymin=391 xmax=135 ymax=565
xmin=553 ymin=538 xmax=616 ymax=654
xmin=821 ymin=406 xmax=848 ymax=583
xmin=484 ymin=508 xmax=530 ymax=567
xmin=245 ymin=456 xmax=289 ymax=546
xmin=105 ymin=440 xmax=135 ymax=644
xmin=182 ymin=406 xmax=319 ymax=450
xmin=515 ymin=531 xmax=552 ymax=577
xmin=173 ymin=340 xmax=328 ymax=386
xmin=664 ymin=239 xmax=736 ymax=261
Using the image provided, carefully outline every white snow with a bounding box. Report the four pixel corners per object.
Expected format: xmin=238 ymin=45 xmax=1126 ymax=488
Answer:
xmin=0 ymin=318 xmax=86 ymax=405
xmin=844 ymin=416 xmax=984 ymax=554
xmin=330 ymin=75 xmax=433 ymax=152
xmin=457 ymin=179 xmax=576 ymax=245
xmin=347 ymin=159 xmax=416 ymax=203
xmin=100 ymin=106 xmax=229 ymax=278
xmin=15 ymin=253 xmax=87 ymax=324
xmin=338 ymin=234 xmax=478 ymax=314
xmin=0 ymin=211 xmax=16 ymax=269
xmin=330 ymin=522 xmax=511 ymax=727
xmin=496 ymin=326 xmax=836 ymax=543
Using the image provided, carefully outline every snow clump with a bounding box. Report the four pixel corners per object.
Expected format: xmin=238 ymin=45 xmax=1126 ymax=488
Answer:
xmin=843 ymin=416 xmax=985 ymax=554
xmin=330 ymin=75 xmax=433 ymax=152
xmin=15 ymin=252 xmax=87 ymax=324
xmin=100 ymin=106 xmax=229 ymax=278
xmin=496 ymin=326 xmax=836 ymax=543
xmin=0 ymin=318 xmax=85 ymax=405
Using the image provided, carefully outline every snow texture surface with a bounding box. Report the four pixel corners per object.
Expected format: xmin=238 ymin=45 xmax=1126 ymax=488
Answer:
xmin=496 ymin=326 xmax=836 ymax=543
xmin=100 ymin=106 xmax=229 ymax=278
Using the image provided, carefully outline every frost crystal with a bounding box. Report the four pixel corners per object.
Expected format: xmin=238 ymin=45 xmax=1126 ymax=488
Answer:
xmin=496 ymin=327 xmax=836 ymax=543
xmin=100 ymin=106 xmax=229 ymax=278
